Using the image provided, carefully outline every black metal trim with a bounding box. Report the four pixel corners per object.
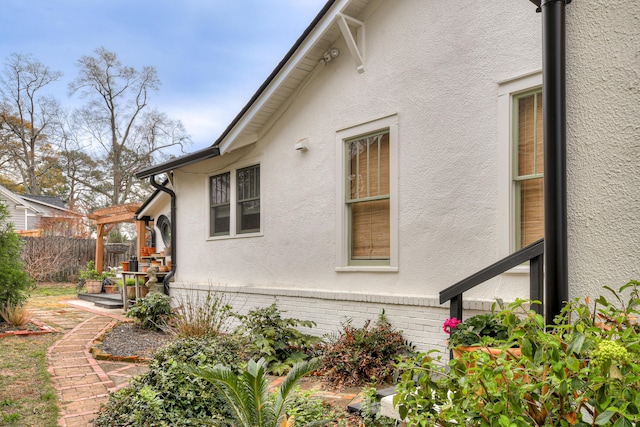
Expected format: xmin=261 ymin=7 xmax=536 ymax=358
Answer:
xmin=540 ymin=0 xmax=570 ymax=324
xmin=439 ymin=239 xmax=544 ymax=320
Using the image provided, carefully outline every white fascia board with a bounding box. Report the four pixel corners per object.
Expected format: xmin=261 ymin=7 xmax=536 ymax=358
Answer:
xmin=218 ymin=0 xmax=353 ymax=154
xmin=0 ymin=186 xmax=41 ymax=214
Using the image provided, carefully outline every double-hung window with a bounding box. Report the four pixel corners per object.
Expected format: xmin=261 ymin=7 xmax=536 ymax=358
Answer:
xmin=209 ymin=164 xmax=260 ymax=237
xmin=336 ymin=115 xmax=398 ymax=271
xmin=514 ymin=89 xmax=544 ymax=248
xmin=347 ymin=131 xmax=390 ymax=263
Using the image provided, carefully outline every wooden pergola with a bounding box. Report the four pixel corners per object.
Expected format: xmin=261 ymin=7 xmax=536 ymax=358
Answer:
xmin=87 ymin=203 xmax=144 ymax=272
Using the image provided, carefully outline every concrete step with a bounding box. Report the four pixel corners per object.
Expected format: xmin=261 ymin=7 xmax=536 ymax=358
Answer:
xmin=346 ymin=386 xmax=396 ymax=414
xmin=77 ymin=292 xmax=123 ymax=309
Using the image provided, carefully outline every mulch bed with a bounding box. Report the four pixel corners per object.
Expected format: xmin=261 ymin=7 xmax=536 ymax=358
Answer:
xmin=0 ymin=319 xmax=58 ymax=338
xmin=92 ymin=322 xmax=172 ymax=362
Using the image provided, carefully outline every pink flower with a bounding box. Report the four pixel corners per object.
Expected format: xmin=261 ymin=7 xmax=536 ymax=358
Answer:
xmin=443 ymin=317 xmax=461 ymax=334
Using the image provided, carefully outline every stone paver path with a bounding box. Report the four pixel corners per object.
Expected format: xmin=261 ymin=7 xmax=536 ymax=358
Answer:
xmin=30 ymin=301 xmax=147 ymax=427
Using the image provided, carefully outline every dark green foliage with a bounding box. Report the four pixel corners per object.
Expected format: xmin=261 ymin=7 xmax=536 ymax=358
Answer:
xmin=126 ymin=293 xmax=173 ymax=330
xmin=319 ymin=311 xmax=411 ymax=388
xmin=394 ymin=282 xmax=640 ymax=426
xmin=94 ymin=335 xmax=248 ymax=427
xmin=234 ymin=303 xmax=322 ymax=375
xmin=286 ymin=388 xmax=348 ymax=425
xmin=446 ymin=310 xmax=510 ymax=348
xmin=186 ymin=357 xmax=322 ymax=427
xmin=0 ymin=203 xmax=33 ymax=306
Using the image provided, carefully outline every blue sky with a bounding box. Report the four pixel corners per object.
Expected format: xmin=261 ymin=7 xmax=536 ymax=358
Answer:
xmin=0 ymin=0 xmax=327 ymax=150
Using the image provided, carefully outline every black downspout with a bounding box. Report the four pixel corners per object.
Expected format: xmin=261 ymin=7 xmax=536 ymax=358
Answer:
xmin=150 ymin=175 xmax=176 ymax=295
xmin=539 ymin=0 xmax=571 ymax=324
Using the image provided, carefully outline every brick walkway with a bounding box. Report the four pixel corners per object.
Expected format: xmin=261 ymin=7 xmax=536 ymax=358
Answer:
xmin=29 ymin=299 xmax=363 ymax=427
xmin=30 ymin=302 xmax=148 ymax=427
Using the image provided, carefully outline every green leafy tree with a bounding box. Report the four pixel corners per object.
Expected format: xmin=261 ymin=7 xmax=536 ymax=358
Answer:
xmin=0 ymin=203 xmax=33 ymax=306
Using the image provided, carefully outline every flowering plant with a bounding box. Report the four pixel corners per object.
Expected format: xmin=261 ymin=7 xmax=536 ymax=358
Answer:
xmin=443 ymin=302 xmax=509 ymax=348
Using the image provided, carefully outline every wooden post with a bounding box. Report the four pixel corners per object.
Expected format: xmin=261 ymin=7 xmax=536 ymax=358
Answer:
xmin=95 ymin=224 xmax=106 ymax=272
xmin=135 ymin=218 xmax=146 ymax=259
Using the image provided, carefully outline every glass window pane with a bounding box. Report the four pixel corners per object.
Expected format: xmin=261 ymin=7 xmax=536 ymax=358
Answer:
xmin=237 ymin=165 xmax=260 ymax=234
xmin=211 ymin=205 xmax=230 ymax=236
xmin=210 ymin=173 xmax=230 ymax=236
xmin=520 ymin=178 xmax=544 ymax=247
xmin=348 ymin=132 xmax=390 ymax=201
xmin=351 ymin=197 xmax=390 ymax=260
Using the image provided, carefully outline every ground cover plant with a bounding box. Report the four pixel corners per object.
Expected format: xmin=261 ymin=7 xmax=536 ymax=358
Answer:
xmin=0 ymin=282 xmax=79 ymax=426
xmin=94 ymin=334 xmax=250 ymax=426
xmin=0 ymin=334 xmax=59 ymax=426
xmin=319 ymin=310 xmax=412 ymax=389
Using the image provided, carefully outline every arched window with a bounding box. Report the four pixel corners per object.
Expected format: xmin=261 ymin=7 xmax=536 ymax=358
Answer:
xmin=156 ymin=215 xmax=171 ymax=248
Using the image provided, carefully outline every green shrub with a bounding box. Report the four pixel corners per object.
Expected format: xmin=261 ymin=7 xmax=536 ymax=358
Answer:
xmin=394 ymin=281 xmax=640 ymax=427
xmin=286 ymin=387 xmax=356 ymax=425
xmin=319 ymin=311 xmax=412 ymax=389
xmin=233 ymin=303 xmax=322 ymax=375
xmin=0 ymin=203 xmax=33 ymax=306
xmin=126 ymin=293 xmax=173 ymax=330
xmin=94 ymin=335 xmax=249 ymax=427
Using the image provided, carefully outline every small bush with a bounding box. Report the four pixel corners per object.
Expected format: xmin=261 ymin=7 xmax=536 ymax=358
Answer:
xmin=0 ymin=203 xmax=33 ymax=306
xmin=234 ymin=303 xmax=322 ymax=375
xmin=319 ymin=311 xmax=412 ymax=389
xmin=0 ymin=303 xmax=30 ymax=326
xmin=286 ymin=388 xmax=351 ymax=425
xmin=126 ymin=293 xmax=173 ymax=330
xmin=94 ymin=335 xmax=249 ymax=427
xmin=171 ymin=289 xmax=234 ymax=338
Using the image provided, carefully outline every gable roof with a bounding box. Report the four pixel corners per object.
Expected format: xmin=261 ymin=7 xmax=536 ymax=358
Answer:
xmin=136 ymin=0 xmax=371 ymax=179
xmin=21 ymin=194 xmax=66 ymax=209
xmin=0 ymin=185 xmax=43 ymax=213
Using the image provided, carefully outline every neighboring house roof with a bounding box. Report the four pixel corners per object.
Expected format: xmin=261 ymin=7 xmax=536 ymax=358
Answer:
xmin=137 ymin=0 xmax=370 ymax=179
xmin=21 ymin=194 xmax=66 ymax=209
xmin=0 ymin=185 xmax=43 ymax=214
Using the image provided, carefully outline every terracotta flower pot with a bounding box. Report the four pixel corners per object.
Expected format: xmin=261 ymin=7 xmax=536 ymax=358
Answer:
xmin=126 ymin=285 xmax=149 ymax=299
xmin=104 ymin=284 xmax=118 ymax=294
xmin=85 ymin=280 xmax=103 ymax=294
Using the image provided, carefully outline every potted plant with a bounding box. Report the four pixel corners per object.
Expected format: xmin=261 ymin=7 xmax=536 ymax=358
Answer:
xmin=394 ymin=281 xmax=640 ymax=426
xmin=78 ymin=260 xmax=105 ymax=294
xmin=444 ymin=300 xmax=520 ymax=359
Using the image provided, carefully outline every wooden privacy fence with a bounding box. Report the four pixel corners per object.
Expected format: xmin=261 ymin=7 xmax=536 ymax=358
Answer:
xmin=20 ymin=236 xmax=136 ymax=282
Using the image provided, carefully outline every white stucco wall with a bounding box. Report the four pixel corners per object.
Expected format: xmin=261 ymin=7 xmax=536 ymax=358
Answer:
xmin=168 ymin=1 xmax=545 ymax=350
xmin=566 ymin=1 xmax=640 ymax=298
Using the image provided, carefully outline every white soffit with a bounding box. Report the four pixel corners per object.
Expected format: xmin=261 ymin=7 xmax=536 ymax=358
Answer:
xmin=218 ymin=0 xmax=371 ymax=154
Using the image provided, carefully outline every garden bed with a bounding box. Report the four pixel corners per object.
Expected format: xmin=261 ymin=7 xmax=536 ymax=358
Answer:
xmin=0 ymin=319 xmax=57 ymax=338
xmin=91 ymin=321 xmax=172 ymax=362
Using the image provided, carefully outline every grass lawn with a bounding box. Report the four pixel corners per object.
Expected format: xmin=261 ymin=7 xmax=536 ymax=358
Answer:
xmin=0 ymin=283 xmax=76 ymax=426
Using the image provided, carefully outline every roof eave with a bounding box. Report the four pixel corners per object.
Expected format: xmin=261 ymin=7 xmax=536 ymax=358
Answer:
xmin=135 ymin=146 xmax=221 ymax=179
xmin=135 ymin=0 xmax=338 ymax=178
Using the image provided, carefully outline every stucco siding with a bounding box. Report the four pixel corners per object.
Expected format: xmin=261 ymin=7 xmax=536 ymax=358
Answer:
xmin=566 ymin=1 xmax=640 ymax=297
xmin=172 ymin=0 xmax=542 ymax=311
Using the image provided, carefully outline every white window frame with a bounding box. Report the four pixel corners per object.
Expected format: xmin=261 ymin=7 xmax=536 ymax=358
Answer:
xmin=207 ymin=162 xmax=262 ymax=240
xmin=335 ymin=114 xmax=398 ymax=272
xmin=497 ymin=71 xmax=542 ymax=260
